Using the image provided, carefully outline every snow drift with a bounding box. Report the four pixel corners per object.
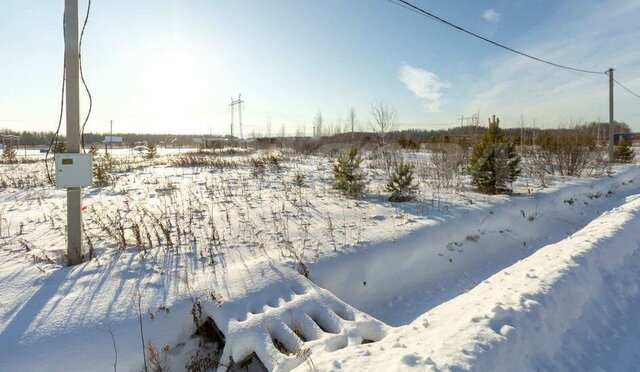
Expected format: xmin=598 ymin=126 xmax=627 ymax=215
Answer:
xmin=305 ymin=194 xmax=640 ymax=371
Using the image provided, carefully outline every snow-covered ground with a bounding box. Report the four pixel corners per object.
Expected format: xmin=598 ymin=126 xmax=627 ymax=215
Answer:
xmin=306 ymin=193 xmax=640 ymax=371
xmin=1 ymin=148 xmax=639 ymax=371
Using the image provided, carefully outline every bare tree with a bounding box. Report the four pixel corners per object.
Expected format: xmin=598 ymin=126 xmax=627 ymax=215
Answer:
xmin=266 ymin=117 xmax=272 ymax=138
xmin=348 ymin=107 xmax=357 ymax=142
xmin=313 ymin=111 xmax=324 ymax=138
xmin=369 ymin=101 xmax=397 ymax=145
xmin=518 ymin=113 xmax=526 ymax=155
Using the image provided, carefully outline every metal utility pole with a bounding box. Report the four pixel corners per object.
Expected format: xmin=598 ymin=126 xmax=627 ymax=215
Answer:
xmin=237 ymin=94 xmax=243 ymax=141
xmin=608 ymin=68 xmax=615 ymax=162
xmin=105 ymin=119 xmax=112 ymax=154
xmin=230 ymin=97 xmax=234 ymax=138
xmin=110 ymin=120 xmax=113 ymax=152
xmin=64 ymin=0 xmax=83 ymax=265
xmin=229 ymin=95 xmax=244 ymax=141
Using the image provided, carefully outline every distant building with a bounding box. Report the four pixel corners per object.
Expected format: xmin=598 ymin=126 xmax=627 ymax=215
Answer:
xmin=614 ymin=133 xmax=632 ymax=145
xmin=202 ymin=136 xmax=238 ymax=149
xmin=103 ymin=136 xmax=123 ymax=145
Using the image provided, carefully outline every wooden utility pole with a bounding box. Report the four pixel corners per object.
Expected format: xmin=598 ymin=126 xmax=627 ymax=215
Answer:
xmin=64 ymin=0 xmax=83 ymax=265
xmin=608 ymin=68 xmax=614 ymax=161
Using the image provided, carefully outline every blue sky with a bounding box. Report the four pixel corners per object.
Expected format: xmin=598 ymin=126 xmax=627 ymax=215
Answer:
xmin=1 ymin=0 xmax=639 ymax=135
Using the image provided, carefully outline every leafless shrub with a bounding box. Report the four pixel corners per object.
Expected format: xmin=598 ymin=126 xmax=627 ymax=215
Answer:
xmin=83 ymin=222 xmax=96 ymax=260
xmin=367 ymin=148 xmax=399 ymax=176
xmin=292 ymin=172 xmax=306 ymax=188
xmin=369 ymin=101 xmax=398 ymax=145
xmin=0 ymin=173 xmax=47 ymax=189
xmin=169 ymin=154 xmax=241 ymax=168
xmin=526 ymin=127 xmax=610 ymax=184
xmin=417 ymin=143 xmax=467 ymax=192
xmin=131 ymin=220 xmax=144 ymax=248
xmin=146 ymin=342 xmax=169 ymax=372
xmin=250 ymin=157 xmax=266 ymax=178
xmin=185 ymin=349 xmax=220 ymax=372
xmin=190 ymin=147 xmax=253 ymax=156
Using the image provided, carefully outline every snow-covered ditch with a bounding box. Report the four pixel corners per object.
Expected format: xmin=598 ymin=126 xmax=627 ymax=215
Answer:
xmin=310 ymin=166 xmax=640 ymax=326
xmin=305 ymin=193 xmax=640 ymax=371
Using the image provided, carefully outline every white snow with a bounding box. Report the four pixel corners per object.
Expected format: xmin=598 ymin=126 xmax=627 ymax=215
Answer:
xmin=304 ymin=193 xmax=640 ymax=371
xmin=310 ymin=166 xmax=640 ymax=326
xmin=1 ymin=149 xmax=639 ymax=371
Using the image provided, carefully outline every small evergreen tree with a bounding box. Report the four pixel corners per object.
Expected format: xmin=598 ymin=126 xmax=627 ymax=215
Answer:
xmin=614 ymin=138 xmax=635 ymax=163
xmin=53 ymin=141 xmax=67 ymax=154
xmin=470 ymin=115 xmax=521 ymax=194
xmin=397 ymin=135 xmax=421 ymax=150
xmin=146 ymin=143 xmax=158 ymax=159
xmin=103 ymin=151 xmax=114 ymax=169
xmin=1 ymin=145 xmax=17 ymax=163
xmin=89 ymin=145 xmax=99 ymax=157
xmin=333 ymin=146 xmax=367 ymax=198
xmin=93 ymin=161 xmax=111 ymax=186
xmin=386 ymin=159 xmax=418 ymax=202
xmin=89 ymin=145 xmax=111 ymax=186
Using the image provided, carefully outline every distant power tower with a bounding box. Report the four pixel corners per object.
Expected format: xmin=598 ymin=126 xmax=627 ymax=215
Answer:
xmin=458 ymin=113 xmax=480 ymax=139
xmin=229 ymin=94 xmax=244 ymax=140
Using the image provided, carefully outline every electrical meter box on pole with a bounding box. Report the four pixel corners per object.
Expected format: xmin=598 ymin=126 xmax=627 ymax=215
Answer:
xmin=55 ymin=153 xmax=93 ymax=188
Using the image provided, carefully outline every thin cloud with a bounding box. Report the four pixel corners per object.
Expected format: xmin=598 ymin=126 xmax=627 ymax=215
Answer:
xmin=482 ymin=9 xmax=501 ymax=22
xmin=399 ymin=64 xmax=450 ymax=113
xmin=465 ymin=1 xmax=640 ymax=125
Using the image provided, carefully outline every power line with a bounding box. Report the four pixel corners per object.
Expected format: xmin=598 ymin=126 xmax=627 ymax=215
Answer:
xmin=613 ymin=78 xmax=640 ymax=99
xmin=45 ymin=12 xmax=67 ymax=185
xmin=385 ymin=0 xmax=606 ymax=75
xmin=46 ymin=0 xmax=92 ymax=183
xmin=45 ymin=67 xmax=65 ymax=184
xmin=79 ymin=0 xmax=93 ymax=151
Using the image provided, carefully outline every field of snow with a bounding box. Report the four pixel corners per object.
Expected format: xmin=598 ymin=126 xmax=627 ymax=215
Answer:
xmin=0 ymin=148 xmax=639 ymax=371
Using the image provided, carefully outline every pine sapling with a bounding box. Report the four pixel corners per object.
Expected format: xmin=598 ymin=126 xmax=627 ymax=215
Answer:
xmin=386 ymin=159 xmax=418 ymax=202
xmin=147 ymin=143 xmax=158 ymax=160
xmin=1 ymin=144 xmax=17 ymax=164
xmin=614 ymin=138 xmax=635 ymax=163
xmin=333 ymin=146 xmax=367 ymax=198
xmin=469 ymin=115 xmax=521 ymax=194
xmin=53 ymin=141 xmax=67 ymax=154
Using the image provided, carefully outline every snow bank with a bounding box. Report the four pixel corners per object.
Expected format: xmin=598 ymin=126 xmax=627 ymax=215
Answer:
xmin=310 ymin=166 xmax=640 ymax=325
xmin=304 ymin=194 xmax=640 ymax=371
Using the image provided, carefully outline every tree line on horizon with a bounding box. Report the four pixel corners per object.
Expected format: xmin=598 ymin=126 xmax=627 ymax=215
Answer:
xmin=0 ymin=120 xmax=632 ymax=146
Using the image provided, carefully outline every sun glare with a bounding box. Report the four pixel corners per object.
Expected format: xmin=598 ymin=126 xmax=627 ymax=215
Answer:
xmin=138 ymin=46 xmax=210 ymax=131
